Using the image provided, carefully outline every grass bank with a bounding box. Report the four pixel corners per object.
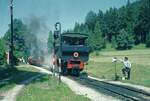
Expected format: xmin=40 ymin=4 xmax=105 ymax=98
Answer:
xmin=17 ymin=75 xmax=90 ymax=101
xmin=0 ymin=65 xmax=40 ymax=94
xmin=86 ymin=48 xmax=150 ymax=87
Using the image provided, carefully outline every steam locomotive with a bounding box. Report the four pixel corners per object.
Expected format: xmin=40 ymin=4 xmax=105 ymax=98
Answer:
xmin=53 ymin=31 xmax=90 ymax=76
xmin=28 ymin=56 xmax=44 ymax=66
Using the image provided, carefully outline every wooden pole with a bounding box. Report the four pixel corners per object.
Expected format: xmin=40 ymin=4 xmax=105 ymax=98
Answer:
xmin=10 ymin=0 xmax=14 ymax=68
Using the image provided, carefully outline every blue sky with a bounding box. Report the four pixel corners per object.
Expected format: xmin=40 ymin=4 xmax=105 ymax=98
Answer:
xmin=0 ymin=0 xmax=135 ymax=38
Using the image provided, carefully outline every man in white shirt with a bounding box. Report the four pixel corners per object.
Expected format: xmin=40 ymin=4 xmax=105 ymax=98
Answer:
xmin=120 ymin=57 xmax=131 ymax=80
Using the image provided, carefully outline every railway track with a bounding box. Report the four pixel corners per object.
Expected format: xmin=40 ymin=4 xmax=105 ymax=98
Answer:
xmin=71 ymin=75 xmax=150 ymax=101
xmin=38 ymin=65 xmax=150 ymax=101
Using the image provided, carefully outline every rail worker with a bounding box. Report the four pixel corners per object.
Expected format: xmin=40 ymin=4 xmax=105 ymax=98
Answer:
xmin=119 ymin=57 xmax=131 ymax=80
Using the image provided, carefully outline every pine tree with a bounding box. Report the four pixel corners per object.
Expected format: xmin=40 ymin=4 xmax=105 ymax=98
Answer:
xmin=116 ymin=29 xmax=134 ymax=50
xmin=104 ymin=8 xmax=120 ymax=42
xmin=4 ymin=19 xmax=28 ymax=58
xmin=146 ymin=31 xmax=150 ymax=47
xmin=85 ymin=11 xmax=97 ymax=32
xmin=0 ymin=38 xmax=6 ymax=66
xmin=74 ymin=23 xmax=81 ymax=33
xmin=88 ymin=21 xmax=105 ymax=51
xmin=135 ymin=0 xmax=150 ymax=43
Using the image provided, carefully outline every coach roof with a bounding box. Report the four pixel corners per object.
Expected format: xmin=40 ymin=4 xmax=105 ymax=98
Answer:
xmin=61 ymin=32 xmax=88 ymax=38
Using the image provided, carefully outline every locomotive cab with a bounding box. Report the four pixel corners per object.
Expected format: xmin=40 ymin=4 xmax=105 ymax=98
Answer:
xmin=62 ymin=34 xmax=87 ymax=46
xmin=54 ymin=32 xmax=89 ymax=76
xmin=62 ymin=33 xmax=89 ymax=76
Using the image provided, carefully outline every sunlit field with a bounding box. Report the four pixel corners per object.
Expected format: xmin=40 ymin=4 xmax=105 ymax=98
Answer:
xmin=86 ymin=48 xmax=150 ymax=87
xmin=17 ymin=75 xmax=90 ymax=101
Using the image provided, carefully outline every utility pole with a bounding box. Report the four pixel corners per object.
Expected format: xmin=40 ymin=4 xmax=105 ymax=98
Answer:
xmin=54 ymin=22 xmax=61 ymax=84
xmin=127 ymin=0 xmax=130 ymax=6
xmin=9 ymin=0 xmax=14 ymax=68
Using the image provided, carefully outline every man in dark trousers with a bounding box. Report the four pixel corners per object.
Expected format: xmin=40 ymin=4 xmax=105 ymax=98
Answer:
xmin=120 ymin=57 xmax=131 ymax=80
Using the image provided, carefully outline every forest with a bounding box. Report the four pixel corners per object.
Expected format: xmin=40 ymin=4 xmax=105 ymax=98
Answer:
xmin=65 ymin=0 xmax=150 ymax=51
xmin=0 ymin=0 xmax=150 ymax=67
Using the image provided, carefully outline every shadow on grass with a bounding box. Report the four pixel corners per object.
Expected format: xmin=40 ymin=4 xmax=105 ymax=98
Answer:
xmin=0 ymin=66 xmax=50 ymax=90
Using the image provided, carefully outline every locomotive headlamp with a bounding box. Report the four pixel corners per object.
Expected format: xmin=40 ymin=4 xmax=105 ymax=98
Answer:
xmin=73 ymin=52 xmax=79 ymax=57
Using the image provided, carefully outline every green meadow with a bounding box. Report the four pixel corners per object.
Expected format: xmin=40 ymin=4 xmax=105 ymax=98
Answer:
xmin=86 ymin=47 xmax=150 ymax=87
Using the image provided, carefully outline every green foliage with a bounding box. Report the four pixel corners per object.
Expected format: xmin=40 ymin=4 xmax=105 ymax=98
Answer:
xmin=146 ymin=31 xmax=150 ymax=47
xmin=70 ymin=0 xmax=150 ymax=51
xmin=73 ymin=23 xmax=89 ymax=35
xmin=4 ymin=19 xmax=27 ymax=58
xmin=115 ymin=29 xmax=134 ymax=50
xmin=104 ymin=8 xmax=120 ymax=42
xmin=0 ymin=38 xmax=6 ymax=66
xmin=74 ymin=23 xmax=81 ymax=33
xmin=134 ymin=0 xmax=150 ymax=44
xmin=88 ymin=21 xmax=105 ymax=51
xmin=111 ymin=36 xmax=117 ymax=48
xmin=3 ymin=19 xmax=38 ymax=64
xmin=85 ymin=11 xmax=97 ymax=31
xmin=47 ymin=30 xmax=54 ymax=53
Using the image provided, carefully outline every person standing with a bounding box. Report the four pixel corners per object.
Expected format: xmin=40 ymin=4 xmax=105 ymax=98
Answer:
xmin=120 ymin=57 xmax=131 ymax=80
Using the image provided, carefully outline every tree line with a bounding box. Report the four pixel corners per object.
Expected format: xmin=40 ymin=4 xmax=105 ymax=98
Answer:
xmin=67 ymin=0 xmax=150 ymax=51
xmin=0 ymin=19 xmax=38 ymax=67
xmin=1 ymin=0 xmax=150 ymax=67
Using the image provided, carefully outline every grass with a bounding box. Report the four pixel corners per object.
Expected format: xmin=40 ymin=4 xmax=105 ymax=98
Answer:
xmin=101 ymin=43 xmax=146 ymax=52
xmin=0 ymin=65 xmax=39 ymax=80
xmin=17 ymin=75 xmax=90 ymax=101
xmin=0 ymin=65 xmax=40 ymax=93
xmin=86 ymin=48 xmax=150 ymax=87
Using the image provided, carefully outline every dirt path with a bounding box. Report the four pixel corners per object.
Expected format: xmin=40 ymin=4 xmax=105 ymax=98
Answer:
xmin=1 ymin=74 xmax=43 ymax=101
xmin=32 ymin=66 xmax=120 ymax=101
xmin=1 ymin=65 xmax=120 ymax=101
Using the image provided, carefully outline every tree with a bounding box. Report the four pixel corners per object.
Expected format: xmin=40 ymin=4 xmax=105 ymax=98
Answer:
xmin=111 ymin=36 xmax=117 ymax=48
xmin=73 ymin=23 xmax=90 ymax=35
xmin=116 ymin=29 xmax=134 ymax=50
xmin=70 ymin=0 xmax=150 ymax=50
xmin=47 ymin=30 xmax=54 ymax=53
xmin=3 ymin=18 xmax=38 ymax=64
xmin=74 ymin=23 xmax=81 ymax=33
xmin=96 ymin=10 xmax=106 ymax=38
xmin=85 ymin=11 xmax=97 ymax=32
xmin=104 ymin=8 xmax=120 ymax=42
xmin=88 ymin=21 xmax=105 ymax=51
xmin=126 ymin=0 xmax=135 ymax=36
xmin=4 ymin=19 xmax=28 ymax=58
xmin=0 ymin=38 xmax=6 ymax=66
xmin=135 ymin=0 xmax=150 ymax=44
xmin=146 ymin=31 xmax=150 ymax=47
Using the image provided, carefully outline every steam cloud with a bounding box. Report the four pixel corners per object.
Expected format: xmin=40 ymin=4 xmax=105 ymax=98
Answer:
xmin=23 ymin=15 xmax=52 ymax=66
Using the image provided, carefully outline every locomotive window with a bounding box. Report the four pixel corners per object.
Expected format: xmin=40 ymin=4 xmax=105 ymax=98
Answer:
xmin=62 ymin=37 xmax=86 ymax=45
